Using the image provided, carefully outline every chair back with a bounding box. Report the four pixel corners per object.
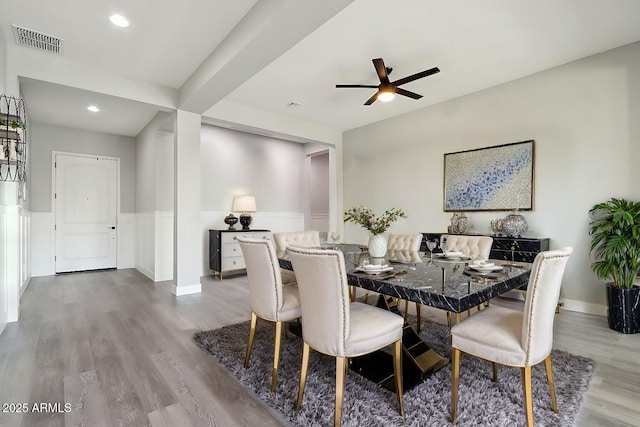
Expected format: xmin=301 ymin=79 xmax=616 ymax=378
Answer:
xmin=443 ymin=234 xmax=493 ymax=260
xmin=387 ymin=233 xmax=422 ymax=251
xmin=286 ymin=247 xmax=350 ymax=357
xmin=521 ymin=247 xmax=573 ymax=365
xmin=273 ymin=230 xmax=321 ymax=256
xmin=236 ymin=236 xmax=284 ymax=321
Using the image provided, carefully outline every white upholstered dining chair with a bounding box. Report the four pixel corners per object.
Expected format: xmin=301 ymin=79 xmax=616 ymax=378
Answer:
xmin=272 ymin=230 xmax=322 ymax=285
xmin=441 ymin=234 xmax=493 ymax=260
xmin=450 ymin=247 xmax=573 ymax=427
xmin=236 ymin=236 xmax=302 ymax=392
xmin=387 ymin=233 xmax=424 ymax=329
xmin=286 ymin=246 xmax=405 ymax=427
xmin=441 ymin=234 xmax=494 ymax=323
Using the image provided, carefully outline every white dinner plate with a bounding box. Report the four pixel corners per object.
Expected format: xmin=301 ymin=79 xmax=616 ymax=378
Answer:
xmin=355 ymin=266 xmax=393 ymax=274
xmin=468 ymin=264 xmax=503 ymax=272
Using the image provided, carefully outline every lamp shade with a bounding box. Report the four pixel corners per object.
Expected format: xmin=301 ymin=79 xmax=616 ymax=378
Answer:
xmin=233 ymin=195 xmax=256 ymax=212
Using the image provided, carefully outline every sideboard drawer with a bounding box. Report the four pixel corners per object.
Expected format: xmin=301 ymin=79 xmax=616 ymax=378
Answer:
xmin=222 ymin=255 xmax=245 ymax=271
xmin=223 ymin=241 xmax=242 ymax=258
xmin=491 ymin=238 xmax=548 ymax=253
xmin=209 ymin=229 xmax=272 ymax=278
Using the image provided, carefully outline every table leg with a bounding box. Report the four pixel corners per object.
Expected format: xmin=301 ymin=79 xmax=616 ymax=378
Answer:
xmin=349 ymin=295 xmax=448 ymax=392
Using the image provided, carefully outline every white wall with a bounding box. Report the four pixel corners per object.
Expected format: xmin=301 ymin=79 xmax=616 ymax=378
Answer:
xmin=310 ymin=152 xmax=329 ymax=232
xmin=0 ymin=26 xmax=6 ymax=95
xmin=134 ymin=122 xmax=309 ymax=279
xmin=343 ymin=41 xmax=640 ymax=315
xmin=0 ymin=183 xmax=30 ymax=328
xmin=200 ymin=124 xmax=305 ymax=212
xmin=134 ymin=113 xmax=174 ymax=281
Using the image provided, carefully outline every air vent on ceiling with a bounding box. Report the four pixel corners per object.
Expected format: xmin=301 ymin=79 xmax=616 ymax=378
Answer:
xmin=12 ymin=25 xmax=63 ymax=55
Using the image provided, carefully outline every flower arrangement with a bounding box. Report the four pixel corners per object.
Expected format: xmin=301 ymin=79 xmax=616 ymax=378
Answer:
xmin=343 ymin=206 xmax=407 ymax=235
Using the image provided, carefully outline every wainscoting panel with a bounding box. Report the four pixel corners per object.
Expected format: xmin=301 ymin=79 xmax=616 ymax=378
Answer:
xmin=117 ymin=213 xmax=135 ymax=269
xmin=135 ymin=212 xmax=156 ymax=280
xmin=310 ymin=213 xmax=329 ymax=234
xmin=0 ymin=203 xmax=8 ymax=332
xmin=18 ymin=208 xmax=31 ymax=297
xmin=155 ymin=211 xmax=173 ymax=282
xmin=134 ymin=211 xmax=173 ymax=282
xmin=31 ymin=212 xmax=54 ymax=277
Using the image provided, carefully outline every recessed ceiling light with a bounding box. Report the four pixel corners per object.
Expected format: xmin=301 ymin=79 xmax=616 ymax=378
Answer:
xmin=87 ymin=105 xmax=100 ymax=112
xmin=109 ymin=14 xmax=130 ymax=28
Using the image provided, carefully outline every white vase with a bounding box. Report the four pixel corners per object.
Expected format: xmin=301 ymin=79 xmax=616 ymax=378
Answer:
xmin=368 ymin=234 xmax=387 ymax=258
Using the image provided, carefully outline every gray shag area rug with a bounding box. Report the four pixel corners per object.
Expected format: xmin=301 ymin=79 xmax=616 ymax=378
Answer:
xmin=194 ymin=316 xmax=596 ymax=427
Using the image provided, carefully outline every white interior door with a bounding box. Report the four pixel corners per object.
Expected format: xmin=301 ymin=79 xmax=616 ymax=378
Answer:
xmin=55 ymin=154 xmax=117 ymax=273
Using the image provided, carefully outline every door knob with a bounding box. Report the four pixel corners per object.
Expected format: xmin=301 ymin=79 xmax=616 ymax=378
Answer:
xmin=110 ymin=226 xmax=116 ymax=230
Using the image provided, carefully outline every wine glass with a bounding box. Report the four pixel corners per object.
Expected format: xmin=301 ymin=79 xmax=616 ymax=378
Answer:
xmin=426 ymin=240 xmax=437 ymax=261
xmin=330 ymin=232 xmax=341 ymax=250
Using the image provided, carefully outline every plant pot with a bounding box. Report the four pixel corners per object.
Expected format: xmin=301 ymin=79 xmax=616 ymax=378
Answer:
xmin=368 ymin=234 xmax=387 ymax=258
xmin=606 ymin=283 xmax=640 ymax=334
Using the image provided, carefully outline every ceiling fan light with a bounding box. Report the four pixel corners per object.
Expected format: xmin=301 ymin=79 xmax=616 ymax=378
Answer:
xmin=110 ymin=14 xmax=130 ymax=28
xmin=378 ymin=91 xmax=395 ymax=102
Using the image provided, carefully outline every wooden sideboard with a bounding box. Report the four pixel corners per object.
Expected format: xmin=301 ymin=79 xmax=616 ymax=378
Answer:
xmin=209 ymin=229 xmax=272 ymax=278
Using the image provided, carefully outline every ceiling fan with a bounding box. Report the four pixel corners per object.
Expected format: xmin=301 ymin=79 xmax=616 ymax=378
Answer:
xmin=336 ymin=58 xmax=440 ymax=105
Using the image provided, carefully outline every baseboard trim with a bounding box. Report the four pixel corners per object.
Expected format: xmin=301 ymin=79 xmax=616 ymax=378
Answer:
xmin=172 ymin=283 xmax=202 ymax=296
xmin=135 ymin=265 xmax=155 ymax=281
xmin=561 ymin=298 xmax=607 ymax=316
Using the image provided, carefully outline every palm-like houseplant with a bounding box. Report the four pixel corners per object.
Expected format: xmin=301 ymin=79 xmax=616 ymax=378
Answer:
xmin=589 ymin=198 xmax=640 ymax=333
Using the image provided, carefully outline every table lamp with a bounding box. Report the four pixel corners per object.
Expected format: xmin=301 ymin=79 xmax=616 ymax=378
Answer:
xmin=233 ymin=195 xmax=256 ymax=230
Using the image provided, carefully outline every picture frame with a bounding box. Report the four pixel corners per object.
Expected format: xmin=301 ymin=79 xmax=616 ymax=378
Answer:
xmin=443 ymin=140 xmax=534 ymax=211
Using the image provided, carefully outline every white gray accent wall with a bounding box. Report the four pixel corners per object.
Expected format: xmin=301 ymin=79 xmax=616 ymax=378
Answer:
xmin=200 ymin=124 xmax=305 ymax=212
xmin=343 ymin=41 xmax=640 ymax=315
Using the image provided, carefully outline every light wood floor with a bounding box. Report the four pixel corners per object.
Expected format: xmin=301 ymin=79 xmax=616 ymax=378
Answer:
xmin=0 ymin=269 xmax=638 ymax=426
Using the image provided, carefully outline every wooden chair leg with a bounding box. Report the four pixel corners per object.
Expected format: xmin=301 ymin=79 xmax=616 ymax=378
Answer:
xmin=492 ymin=362 xmax=498 ymax=382
xmin=415 ymin=303 xmax=421 ymax=334
xmin=271 ymin=321 xmax=283 ymax=392
xmin=335 ymin=357 xmax=347 ymax=427
xmin=545 ymin=355 xmax=559 ymax=413
xmin=451 ymin=348 xmax=461 ymax=425
xmin=393 ymin=340 xmax=404 ymax=416
xmin=447 ymin=311 xmax=453 ymax=328
xmin=522 ymin=366 xmax=534 ymax=427
xmin=296 ymin=342 xmax=310 ymax=411
xmin=244 ymin=312 xmax=258 ymax=368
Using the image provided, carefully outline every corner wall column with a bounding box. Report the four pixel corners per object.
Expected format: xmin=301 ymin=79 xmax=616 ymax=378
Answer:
xmin=173 ymin=110 xmax=202 ymax=295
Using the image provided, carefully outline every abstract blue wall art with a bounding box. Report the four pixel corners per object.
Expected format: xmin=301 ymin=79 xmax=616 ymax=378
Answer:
xmin=444 ymin=140 xmax=534 ymax=211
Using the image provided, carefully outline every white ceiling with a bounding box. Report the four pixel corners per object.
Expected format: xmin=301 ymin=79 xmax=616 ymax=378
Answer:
xmin=3 ymin=0 xmax=640 ymax=139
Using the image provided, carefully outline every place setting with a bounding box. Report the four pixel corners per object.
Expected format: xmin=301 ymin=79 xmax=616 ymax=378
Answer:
xmin=463 ymin=260 xmax=506 ymax=279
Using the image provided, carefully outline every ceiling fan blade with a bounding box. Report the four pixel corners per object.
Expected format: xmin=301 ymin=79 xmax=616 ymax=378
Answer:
xmin=335 ymin=84 xmax=380 ymax=88
xmin=364 ymin=92 xmax=379 ymax=105
xmin=396 ymin=87 xmax=423 ymax=100
xmin=372 ymin=58 xmax=390 ymax=84
xmin=392 ymin=67 xmax=440 ymax=87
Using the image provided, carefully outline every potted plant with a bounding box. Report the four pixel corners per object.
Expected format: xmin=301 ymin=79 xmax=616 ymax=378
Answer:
xmin=344 ymin=206 xmax=406 ymax=258
xmin=589 ymin=198 xmax=640 ymax=333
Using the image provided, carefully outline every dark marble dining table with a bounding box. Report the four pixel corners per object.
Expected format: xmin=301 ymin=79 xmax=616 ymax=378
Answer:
xmin=278 ymin=244 xmax=533 ymax=390
xmin=279 ymin=245 xmax=532 ymax=314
